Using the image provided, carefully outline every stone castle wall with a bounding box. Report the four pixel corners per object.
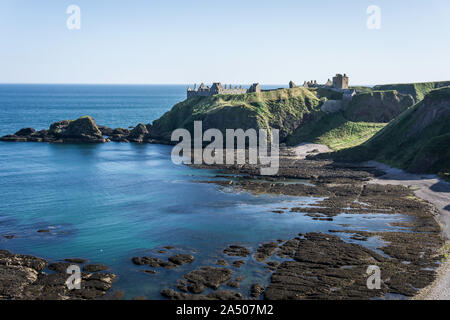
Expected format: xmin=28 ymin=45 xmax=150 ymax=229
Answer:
xmin=187 ymin=83 xmax=260 ymax=98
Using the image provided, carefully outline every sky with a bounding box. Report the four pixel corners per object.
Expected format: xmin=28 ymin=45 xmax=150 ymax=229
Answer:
xmin=0 ymin=0 xmax=449 ymax=85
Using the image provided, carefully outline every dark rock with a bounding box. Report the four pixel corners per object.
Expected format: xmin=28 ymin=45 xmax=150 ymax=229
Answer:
xmin=131 ymin=256 xmax=164 ymax=267
xmin=251 ymin=283 xmax=265 ymax=298
xmin=15 ymin=128 xmax=35 ymax=136
xmin=161 ymin=289 xmax=243 ymax=300
xmin=168 ymin=254 xmax=194 ymax=266
xmin=159 ymin=261 xmax=178 ymax=269
xmin=265 ymin=233 xmax=388 ymax=300
xmin=97 ymin=125 xmax=114 ymax=136
xmin=232 ymin=260 xmax=245 ymax=268
xmin=184 ymin=267 xmax=233 ymax=293
xmin=49 ymin=120 xmax=71 ymax=135
xmin=0 ymin=250 xmax=116 ymax=300
xmin=0 ymin=135 xmax=28 ymax=142
xmin=48 ymin=262 xmax=71 ymax=273
xmin=60 ymin=117 xmax=102 ymax=138
xmin=266 ymin=261 xmax=280 ymax=270
xmin=83 ymin=264 xmax=109 ymax=272
xmin=226 ymin=281 xmax=240 ymax=288
xmin=223 ymin=245 xmax=251 ymax=257
xmin=216 ymin=259 xmax=228 ymax=266
xmin=254 ymin=242 xmax=278 ymax=262
xmin=142 ymin=270 xmax=157 ymax=275
xmin=131 ymin=256 xmax=177 ymax=269
xmin=64 ymin=258 xmax=87 ymax=264
xmin=128 ymin=123 xmax=149 ymax=142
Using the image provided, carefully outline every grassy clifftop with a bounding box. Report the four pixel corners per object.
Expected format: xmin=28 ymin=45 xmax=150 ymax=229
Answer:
xmin=327 ymin=87 xmax=450 ymax=175
xmin=373 ymin=81 xmax=450 ymax=103
xmin=149 ymin=87 xmax=321 ymax=143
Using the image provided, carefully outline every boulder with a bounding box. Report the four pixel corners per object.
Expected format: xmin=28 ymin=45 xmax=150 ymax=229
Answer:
xmin=60 ymin=116 xmax=102 ymax=138
xmin=128 ymin=123 xmax=149 ymax=142
xmin=15 ymin=128 xmax=35 ymax=136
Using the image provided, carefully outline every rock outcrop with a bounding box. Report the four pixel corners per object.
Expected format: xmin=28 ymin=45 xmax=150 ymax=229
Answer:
xmin=1 ymin=116 xmax=108 ymax=143
xmin=0 ymin=250 xmax=116 ymax=300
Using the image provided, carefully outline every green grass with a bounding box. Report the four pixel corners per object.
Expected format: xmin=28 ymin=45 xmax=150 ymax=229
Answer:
xmin=350 ymin=86 xmax=374 ymax=94
xmin=286 ymin=112 xmax=386 ymax=150
xmin=373 ymin=81 xmax=450 ymax=103
xmin=327 ymin=87 xmax=450 ymax=174
xmin=150 ymin=87 xmax=321 ymax=141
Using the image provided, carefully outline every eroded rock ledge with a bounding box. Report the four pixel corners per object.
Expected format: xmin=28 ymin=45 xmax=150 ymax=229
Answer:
xmin=0 ymin=250 xmax=116 ymax=300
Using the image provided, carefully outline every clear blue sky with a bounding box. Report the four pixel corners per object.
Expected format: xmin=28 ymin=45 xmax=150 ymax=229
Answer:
xmin=0 ymin=0 xmax=449 ymax=85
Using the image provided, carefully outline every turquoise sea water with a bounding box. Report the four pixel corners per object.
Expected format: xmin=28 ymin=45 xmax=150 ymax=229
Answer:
xmin=0 ymin=85 xmax=411 ymax=299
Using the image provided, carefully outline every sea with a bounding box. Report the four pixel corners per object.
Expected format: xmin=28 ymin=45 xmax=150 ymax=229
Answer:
xmin=0 ymin=84 xmax=409 ymax=299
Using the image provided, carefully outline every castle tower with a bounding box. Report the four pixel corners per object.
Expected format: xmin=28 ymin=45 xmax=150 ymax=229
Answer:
xmin=332 ymin=74 xmax=349 ymax=90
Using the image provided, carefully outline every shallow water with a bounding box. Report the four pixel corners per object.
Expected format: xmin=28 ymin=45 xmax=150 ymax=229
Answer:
xmin=0 ymin=85 xmax=414 ymax=299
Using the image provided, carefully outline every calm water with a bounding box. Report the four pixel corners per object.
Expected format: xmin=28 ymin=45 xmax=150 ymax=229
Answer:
xmin=0 ymin=85 xmax=410 ymax=299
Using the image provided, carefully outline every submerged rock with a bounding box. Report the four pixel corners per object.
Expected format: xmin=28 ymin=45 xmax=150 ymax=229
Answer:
xmin=223 ymin=245 xmax=251 ymax=257
xmin=184 ymin=267 xmax=234 ymax=293
xmin=168 ymin=254 xmax=194 ymax=266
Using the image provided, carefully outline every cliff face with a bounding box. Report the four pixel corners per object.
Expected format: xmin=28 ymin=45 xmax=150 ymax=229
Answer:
xmin=328 ymin=87 xmax=450 ymax=175
xmin=344 ymin=90 xmax=415 ymax=123
xmin=373 ymin=81 xmax=450 ymax=103
xmin=148 ymin=87 xmax=321 ymax=144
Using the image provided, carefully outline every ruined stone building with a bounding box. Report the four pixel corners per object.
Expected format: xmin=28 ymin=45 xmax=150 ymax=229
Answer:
xmin=187 ymin=82 xmax=261 ymax=98
xmin=332 ymin=74 xmax=349 ymax=90
xmin=298 ymin=73 xmax=349 ymax=91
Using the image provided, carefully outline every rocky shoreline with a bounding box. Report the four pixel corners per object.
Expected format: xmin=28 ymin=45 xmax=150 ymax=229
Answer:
xmin=0 ymin=116 xmax=163 ymax=144
xmin=0 ymin=250 xmax=116 ymax=300
xmin=0 ymin=119 xmax=446 ymax=300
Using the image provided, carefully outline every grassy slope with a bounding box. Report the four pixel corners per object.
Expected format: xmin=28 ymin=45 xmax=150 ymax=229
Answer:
xmin=373 ymin=81 xmax=450 ymax=102
xmin=328 ymin=87 xmax=450 ymax=175
xmin=149 ymin=87 xmax=321 ymax=142
xmin=286 ymin=111 xmax=385 ymax=150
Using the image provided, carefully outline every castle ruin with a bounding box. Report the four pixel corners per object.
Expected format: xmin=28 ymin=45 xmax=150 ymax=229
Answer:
xmin=187 ymin=82 xmax=261 ymax=98
xmin=299 ymin=74 xmax=349 ymax=90
xmin=332 ymin=74 xmax=349 ymax=90
xmin=186 ymin=74 xmax=350 ymax=99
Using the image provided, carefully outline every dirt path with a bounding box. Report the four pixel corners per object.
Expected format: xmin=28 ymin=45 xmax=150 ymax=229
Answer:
xmin=366 ymin=161 xmax=450 ymax=300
